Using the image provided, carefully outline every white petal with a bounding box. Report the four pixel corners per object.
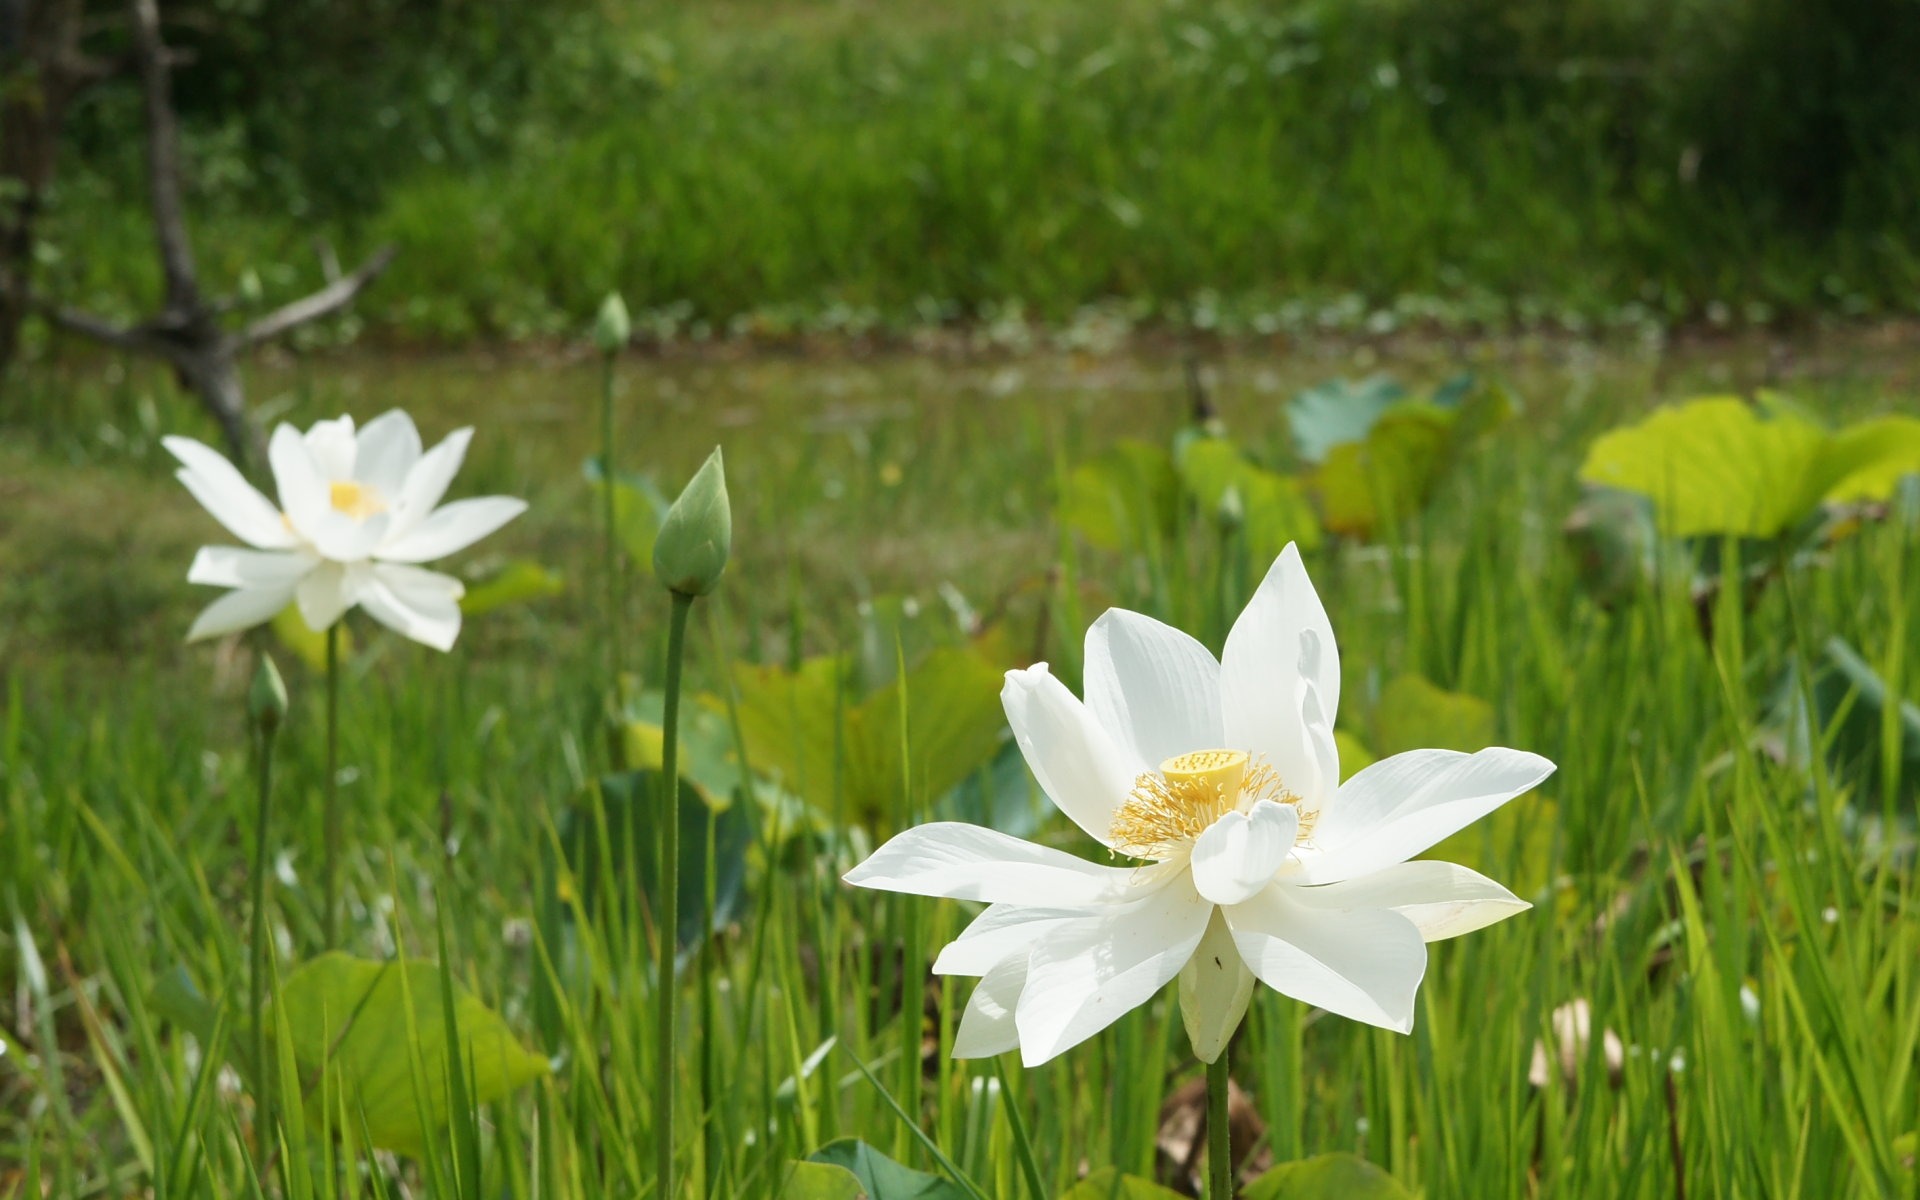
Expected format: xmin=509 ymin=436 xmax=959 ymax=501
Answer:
xmin=1293 ymin=860 xmax=1529 ymax=942
xmin=377 ymin=497 xmax=527 ymax=564
xmin=953 ymin=955 xmax=1028 ymax=1059
xmin=385 ymin=427 xmax=474 ymax=542
xmin=1220 ymin=544 xmax=1340 ymax=797
xmin=1303 ymin=747 xmax=1555 ymax=884
xmin=186 ymin=585 xmax=296 ymax=641
xmin=163 ymin=436 xmax=298 ymax=550
xmin=1082 ymin=607 xmax=1223 ymax=768
xmin=844 ymin=822 xmax=1136 ymax=907
xmin=358 ymin=563 xmax=464 ymax=651
xmin=1225 ymin=885 xmax=1427 ymax=1033
xmin=1001 ymin=665 xmax=1142 ymax=846
xmin=303 ymin=415 xmax=358 ymax=479
xmin=933 ymin=904 xmax=1082 ymax=976
xmin=1296 ymin=651 xmax=1340 ymax=803
xmin=1179 ymin=907 xmax=1256 ymax=1064
xmin=268 ymin=424 xmax=331 ymax=541
xmin=1014 ymin=876 xmax=1211 ymax=1067
xmin=187 ymin=546 xmax=313 ymax=589
xmin=305 ymin=510 xmax=392 ymax=564
xmin=295 ymin=560 xmax=367 ymax=631
xmin=352 ymin=410 xmax=421 ymax=496
xmin=1189 ymin=800 xmax=1299 ymax=906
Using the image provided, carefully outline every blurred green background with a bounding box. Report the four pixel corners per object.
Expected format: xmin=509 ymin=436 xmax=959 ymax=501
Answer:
xmin=14 ymin=0 xmax=1920 ymax=347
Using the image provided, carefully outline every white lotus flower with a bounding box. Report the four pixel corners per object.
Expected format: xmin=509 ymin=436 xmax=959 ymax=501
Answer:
xmin=165 ymin=411 xmax=527 ymax=651
xmin=845 ymin=545 xmax=1554 ymax=1068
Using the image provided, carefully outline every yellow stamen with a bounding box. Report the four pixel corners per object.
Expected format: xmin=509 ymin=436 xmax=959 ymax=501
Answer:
xmin=328 ymin=479 xmax=386 ymax=521
xmin=1108 ymin=749 xmax=1309 ymax=860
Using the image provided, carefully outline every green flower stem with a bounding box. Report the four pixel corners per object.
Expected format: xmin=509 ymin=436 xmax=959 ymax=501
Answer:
xmin=322 ymin=621 xmax=342 ymax=948
xmin=600 ymin=350 xmax=625 ymax=686
xmin=655 ymin=589 xmax=695 ymax=1198
xmin=1208 ymin=1051 xmax=1232 ymax=1200
xmin=248 ymin=697 xmax=281 ymax=1139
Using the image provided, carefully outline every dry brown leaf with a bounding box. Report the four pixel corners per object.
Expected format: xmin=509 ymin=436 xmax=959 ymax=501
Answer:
xmin=1154 ymin=1072 xmax=1270 ymax=1195
xmin=1529 ymin=998 xmax=1624 ymax=1091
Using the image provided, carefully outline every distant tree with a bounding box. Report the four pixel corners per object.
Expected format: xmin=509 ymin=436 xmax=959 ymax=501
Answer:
xmin=3 ymin=0 xmax=393 ymax=461
xmin=0 ymin=0 xmax=106 ymax=372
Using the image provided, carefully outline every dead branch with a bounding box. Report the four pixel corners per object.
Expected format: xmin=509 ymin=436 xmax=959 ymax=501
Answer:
xmin=14 ymin=0 xmax=396 ymax=464
xmin=233 ymin=245 xmax=395 ymax=351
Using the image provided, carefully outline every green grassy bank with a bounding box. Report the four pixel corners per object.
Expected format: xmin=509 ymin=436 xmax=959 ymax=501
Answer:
xmin=29 ymin=0 xmax=1920 ymax=349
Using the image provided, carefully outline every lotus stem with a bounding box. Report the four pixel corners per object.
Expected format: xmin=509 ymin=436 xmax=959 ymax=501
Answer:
xmin=600 ymin=348 xmax=624 ymax=687
xmin=655 ymin=589 xmax=695 ymax=1197
xmin=322 ymin=621 xmax=342 ymax=948
xmin=1208 ymin=1051 xmax=1232 ymax=1200
xmin=248 ymin=669 xmax=283 ymax=1141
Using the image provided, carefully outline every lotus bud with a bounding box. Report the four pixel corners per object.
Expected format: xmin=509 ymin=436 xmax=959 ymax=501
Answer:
xmin=653 ymin=447 xmax=731 ymax=597
xmin=249 ymin=653 xmax=288 ymax=737
xmin=593 ymin=292 xmax=631 ymax=355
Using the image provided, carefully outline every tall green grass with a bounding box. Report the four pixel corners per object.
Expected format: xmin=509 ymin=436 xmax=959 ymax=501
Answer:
xmin=32 ymin=0 xmax=1920 ymax=348
xmin=3 ymin=345 xmax=1918 ymax=1195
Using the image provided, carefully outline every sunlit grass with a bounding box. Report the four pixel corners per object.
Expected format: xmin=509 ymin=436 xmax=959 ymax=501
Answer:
xmin=30 ymin=0 xmax=1920 ymax=346
xmin=3 ymin=341 xmax=1918 ymax=1195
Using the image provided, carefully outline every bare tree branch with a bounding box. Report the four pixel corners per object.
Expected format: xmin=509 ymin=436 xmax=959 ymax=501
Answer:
xmin=127 ymin=0 xmax=197 ymax=316
xmin=27 ymin=295 xmax=169 ymax=358
xmin=231 ymin=244 xmax=395 ymax=351
xmin=14 ymin=0 xmax=394 ymax=464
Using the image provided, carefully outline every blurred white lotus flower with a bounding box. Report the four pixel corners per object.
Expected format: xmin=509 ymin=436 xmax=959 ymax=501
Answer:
xmin=846 ymin=545 xmax=1554 ymax=1068
xmin=166 ymin=411 xmax=526 ymax=650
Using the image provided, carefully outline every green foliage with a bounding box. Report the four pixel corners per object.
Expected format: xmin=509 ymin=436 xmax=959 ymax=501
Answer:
xmin=1063 ymin=441 xmax=1181 ymax=555
xmin=1310 ymin=377 xmax=1517 ymax=540
xmin=576 ymin=771 xmax=751 ymax=954
xmin=1056 ymin=1167 xmax=1187 ymax=1197
xmin=10 ymin=352 xmax=1920 ymax=1199
xmin=1061 ymin=428 xmax=1325 ymax=615
xmin=1771 ymin=637 xmax=1920 ymax=811
xmin=1822 ymin=417 xmax=1920 ymax=504
xmin=1176 ymin=436 xmax=1323 ymax=558
xmin=110 ymin=0 xmax=602 ymax=216
xmin=723 ymin=640 xmax=1008 ymax=829
xmin=266 ymin=953 xmax=549 ymax=1154
xmin=459 ymin=560 xmax=564 ymax=616
xmin=1580 ymin=398 xmax=1833 ymax=538
xmin=1563 ymin=487 xmax=1660 ymax=608
xmin=1316 ymin=403 xmax=1457 ymax=539
xmin=1287 ymin=376 xmax=1408 ymax=465
xmin=1242 ymin=1153 xmax=1414 ymax=1199
xmin=585 ymin=465 xmax=670 ymax=569
xmin=38 ymin=0 xmax=1920 ymax=341
xmin=804 ymin=1139 xmax=971 ymax=1200
xmin=1579 ymin=398 xmax=1920 ymax=538
xmin=780 ymin=1160 xmax=870 ymax=1200
xmin=1370 ymin=673 xmax=1496 ymax=758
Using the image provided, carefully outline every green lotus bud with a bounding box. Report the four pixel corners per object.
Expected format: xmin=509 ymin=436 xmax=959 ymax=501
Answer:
xmin=653 ymin=447 xmax=731 ymax=597
xmin=593 ymin=292 xmax=631 ymax=354
xmin=249 ymin=653 xmax=288 ymax=737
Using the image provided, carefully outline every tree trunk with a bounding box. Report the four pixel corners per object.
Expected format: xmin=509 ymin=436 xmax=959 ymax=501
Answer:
xmin=177 ymin=340 xmax=253 ymax=462
xmin=0 ymin=0 xmax=88 ymax=377
xmin=12 ymin=0 xmax=393 ymax=458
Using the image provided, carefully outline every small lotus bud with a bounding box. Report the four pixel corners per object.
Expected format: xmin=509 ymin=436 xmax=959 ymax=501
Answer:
xmin=593 ymin=292 xmax=631 ymax=354
xmin=1216 ymin=482 xmax=1245 ymax=530
xmin=653 ymin=447 xmax=731 ymax=597
xmin=249 ymin=653 xmax=288 ymax=737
